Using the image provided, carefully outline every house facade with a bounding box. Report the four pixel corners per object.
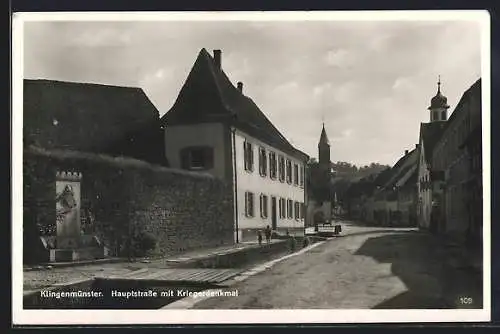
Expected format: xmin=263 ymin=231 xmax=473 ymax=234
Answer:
xmin=432 ymin=79 xmax=482 ymax=243
xmin=417 ymin=79 xmax=449 ymax=231
xmin=364 ymin=148 xmax=418 ymax=227
xmin=162 ymin=49 xmax=309 ymax=242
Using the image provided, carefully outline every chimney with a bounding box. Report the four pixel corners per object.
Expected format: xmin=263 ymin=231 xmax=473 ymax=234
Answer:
xmin=213 ymin=49 xmax=221 ymax=69
xmin=405 ymin=150 xmax=409 ymax=156
xmin=237 ymin=82 xmax=243 ymax=93
xmin=415 ymin=144 xmax=419 ymax=149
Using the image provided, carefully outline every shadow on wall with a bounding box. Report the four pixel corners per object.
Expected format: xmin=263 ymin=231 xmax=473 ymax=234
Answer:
xmin=355 ymin=232 xmax=483 ymax=309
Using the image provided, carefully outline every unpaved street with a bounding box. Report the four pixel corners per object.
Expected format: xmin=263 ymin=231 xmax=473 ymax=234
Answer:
xmin=193 ymin=222 xmax=483 ymax=309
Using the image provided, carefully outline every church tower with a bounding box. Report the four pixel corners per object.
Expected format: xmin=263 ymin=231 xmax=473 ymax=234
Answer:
xmin=318 ymin=123 xmax=331 ymax=166
xmin=428 ymin=76 xmax=450 ymax=122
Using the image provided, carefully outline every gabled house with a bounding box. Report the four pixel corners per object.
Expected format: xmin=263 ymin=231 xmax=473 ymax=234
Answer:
xmin=417 ymin=78 xmax=449 ymax=231
xmin=23 ymin=79 xmax=167 ymax=166
xmin=366 ymin=148 xmax=419 ymax=226
xmin=432 ymin=78 xmax=482 ymax=244
xmin=161 ymin=49 xmax=309 ymax=242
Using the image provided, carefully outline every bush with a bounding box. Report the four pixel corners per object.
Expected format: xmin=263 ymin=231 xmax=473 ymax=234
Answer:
xmin=127 ymin=229 xmax=158 ymax=258
xmin=138 ymin=231 xmax=157 ymax=254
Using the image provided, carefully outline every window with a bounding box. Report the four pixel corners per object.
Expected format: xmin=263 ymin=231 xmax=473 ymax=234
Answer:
xmin=279 ymin=198 xmax=286 ymax=219
xmin=287 ymin=199 xmax=293 ymax=218
xmin=180 ymin=146 xmax=214 ymax=171
xmin=441 ymin=110 xmax=446 ymax=120
xmin=299 ymin=166 xmax=304 ymax=188
xmin=245 ymin=191 xmax=255 ymax=217
xmin=244 ymin=141 xmax=254 ymax=172
xmin=259 ymin=147 xmax=267 ymax=177
xmin=300 ymin=203 xmax=305 ymax=220
xmin=293 ymin=164 xmax=299 ymax=185
xmin=260 ymin=194 xmax=268 ymax=218
xmin=294 ymin=201 xmax=300 ymax=220
xmin=269 ymin=152 xmax=277 ymax=179
xmin=278 ymin=155 xmax=285 ymax=182
xmin=286 ymin=159 xmax=292 ymax=184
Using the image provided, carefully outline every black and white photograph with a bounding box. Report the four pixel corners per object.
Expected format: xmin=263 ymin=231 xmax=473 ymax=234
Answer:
xmin=12 ymin=10 xmax=491 ymax=324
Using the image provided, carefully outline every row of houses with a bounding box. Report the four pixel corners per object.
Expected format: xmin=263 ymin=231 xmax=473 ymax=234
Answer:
xmin=23 ymin=48 xmax=319 ymax=261
xmin=418 ymin=78 xmax=482 ymax=247
xmin=348 ymin=77 xmax=482 ymax=249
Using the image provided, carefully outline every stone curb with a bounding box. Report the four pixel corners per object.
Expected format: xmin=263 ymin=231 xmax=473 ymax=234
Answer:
xmin=161 ymin=239 xmax=328 ymax=309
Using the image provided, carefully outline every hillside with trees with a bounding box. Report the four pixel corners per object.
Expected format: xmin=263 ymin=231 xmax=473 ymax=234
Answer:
xmin=306 ymin=159 xmax=391 ymax=205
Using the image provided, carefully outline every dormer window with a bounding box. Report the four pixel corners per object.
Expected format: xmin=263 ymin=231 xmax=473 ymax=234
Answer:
xmin=180 ymin=146 xmax=214 ymax=171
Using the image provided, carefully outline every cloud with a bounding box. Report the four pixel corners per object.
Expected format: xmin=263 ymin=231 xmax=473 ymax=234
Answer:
xmin=392 ymin=77 xmax=416 ymax=91
xmin=72 ymin=29 xmax=132 ymax=47
xmin=22 ymin=19 xmax=482 ymax=166
xmin=332 ymin=81 xmax=359 ymax=104
xmin=324 ymin=49 xmax=355 ymax=67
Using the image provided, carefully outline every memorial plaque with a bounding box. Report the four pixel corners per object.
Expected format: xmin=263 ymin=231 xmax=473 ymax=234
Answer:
xmin=55 ymin=171 xmax=82 ymax=249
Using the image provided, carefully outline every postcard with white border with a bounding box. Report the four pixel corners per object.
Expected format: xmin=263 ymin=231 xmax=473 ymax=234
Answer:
xmin=12 ymin=10 xmax=491 ymax=325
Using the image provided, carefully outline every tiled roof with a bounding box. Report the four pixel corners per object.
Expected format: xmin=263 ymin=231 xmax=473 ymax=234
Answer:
xmin=438 ymin=78 xmax=481 ymax=140
xmin=419 ymin=121 xmax=447 ymax=165
xmin=161 ymin=48 xmax=309 ymax=161
xmin=402 ymin=168 xmax=418 ymax=187
xmin=382 ymin=149 xmax=419 ymax=190
xmin=23 ymin=79 xmax=167 ymax=165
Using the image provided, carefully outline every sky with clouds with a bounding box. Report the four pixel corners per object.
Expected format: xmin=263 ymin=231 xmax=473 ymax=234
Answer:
xmin=23 ymin=17 xmax=482 ymax=166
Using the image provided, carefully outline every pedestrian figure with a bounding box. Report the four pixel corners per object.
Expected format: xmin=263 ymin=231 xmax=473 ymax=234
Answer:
xmin=334 ymin=225 xmax=342 ymax=235
xmin=257 ymin=230 xmax=263 ymax=246
xmin=265 ymin=225 xmax=272 ymax=244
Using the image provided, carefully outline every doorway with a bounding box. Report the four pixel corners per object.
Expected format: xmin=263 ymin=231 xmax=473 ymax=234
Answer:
xmin=271 ymin=196 xmax=277 ymax=230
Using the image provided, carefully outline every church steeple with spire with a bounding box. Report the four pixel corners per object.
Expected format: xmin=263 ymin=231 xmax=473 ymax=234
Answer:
xmin=428 ymin=75 xmax=450 ymax=122
xmin=318 ymin=122 xmax=331 ymax=166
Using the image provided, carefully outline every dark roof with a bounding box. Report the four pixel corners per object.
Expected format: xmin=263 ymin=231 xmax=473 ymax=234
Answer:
xmin=428 ymin=81 xmax=450 ymax=110
xmin=383 ymin=148 xmax=418 ymax=190
xmin=373 ymin=167 xmax=393 ymax=186
xmin=319 ymin=124 xmax=330 ymax=146
xmin=161 ymin=48 xmax=309 ymax=161
xmin=23 ymin=79 xmax=167 ymax=165
xmin=441 ymin=78 xmax=481 ymax=137
xmin=428 ymin=78 xmax=481 ymax=159
xmin=459 ymin=124 xmax=481 ymax=149
xmin=419 ymin=121 xmax=447 ymax=165
xmin=402 ymin=168 xmax=418 ymax=187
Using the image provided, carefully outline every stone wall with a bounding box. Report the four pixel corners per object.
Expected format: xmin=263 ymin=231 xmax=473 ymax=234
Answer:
xmin=23 ymin=147 xmax=234 ymax=263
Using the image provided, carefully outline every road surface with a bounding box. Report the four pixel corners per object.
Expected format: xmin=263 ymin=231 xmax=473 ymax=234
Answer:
xmin=193 ymin=222 xmax=483 ymax=309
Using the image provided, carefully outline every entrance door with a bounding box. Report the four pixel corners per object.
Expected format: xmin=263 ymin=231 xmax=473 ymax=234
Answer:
xmin=271 ymin=196 xmax=277 ymax=230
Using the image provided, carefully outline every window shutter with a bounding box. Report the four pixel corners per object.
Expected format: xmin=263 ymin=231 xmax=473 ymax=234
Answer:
xmin=243 ymin=142 xmax=247 ymax=170
xmin=244 ymin=192 xmax=248 ymax=216
xmin=250 ymin=193 xmax=254 ymax=216
xmin=249 ymin=144 xmax=254 ymax=170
